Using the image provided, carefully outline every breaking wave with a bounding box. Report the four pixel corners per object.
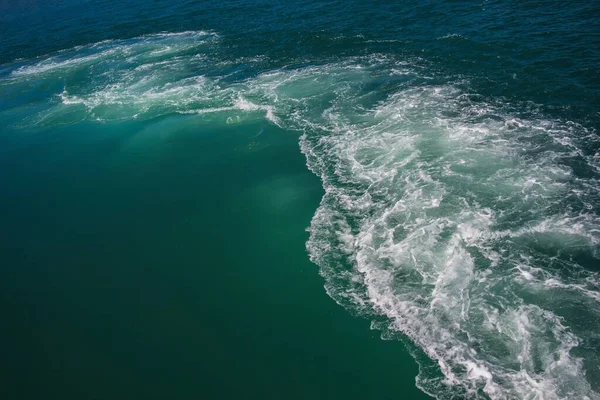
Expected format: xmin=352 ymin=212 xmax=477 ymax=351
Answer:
xmin=2 ymin=31 xmax=600 ymax=399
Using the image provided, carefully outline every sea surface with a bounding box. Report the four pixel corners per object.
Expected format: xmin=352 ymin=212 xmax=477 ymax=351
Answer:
xmin=1 ymin=1 xmax=600 ymax=399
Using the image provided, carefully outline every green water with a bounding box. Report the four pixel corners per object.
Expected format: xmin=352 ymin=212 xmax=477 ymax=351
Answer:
xmin=1 ymin=116 xmax=427 ymax=399
xmin=3 ymin=0 xmax=600 ymax=398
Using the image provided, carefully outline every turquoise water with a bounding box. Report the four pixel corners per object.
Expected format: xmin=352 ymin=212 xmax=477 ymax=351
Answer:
xmin=1 ymin=1 xmax=600 ymax=399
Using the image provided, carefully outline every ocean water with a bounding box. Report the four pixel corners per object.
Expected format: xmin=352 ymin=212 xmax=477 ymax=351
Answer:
xmin=1 ymin=1 xmax=600 ymax=399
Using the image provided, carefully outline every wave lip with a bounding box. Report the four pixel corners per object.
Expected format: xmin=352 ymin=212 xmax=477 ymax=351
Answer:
xmin=8 ymin=30 xmax=218 ymax=78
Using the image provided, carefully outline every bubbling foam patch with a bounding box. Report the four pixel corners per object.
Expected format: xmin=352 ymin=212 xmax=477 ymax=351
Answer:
xmin=294 ymin=76 xmax=600 ymax=399
xmin=2 ymin=33 xmax=600 ymax=399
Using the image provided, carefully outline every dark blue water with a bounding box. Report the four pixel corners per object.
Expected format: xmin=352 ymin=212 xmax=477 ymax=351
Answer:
xmin=1 ymin=1 xmax=599 ymax=399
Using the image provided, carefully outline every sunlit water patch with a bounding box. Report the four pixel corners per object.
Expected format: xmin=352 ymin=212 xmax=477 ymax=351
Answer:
xmin=1 ymin=31 xmax=599 ymax=400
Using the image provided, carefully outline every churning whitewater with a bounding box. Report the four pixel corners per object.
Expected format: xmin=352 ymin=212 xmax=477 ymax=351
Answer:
xmin=2 ymin=31 xmax=599 ymax=399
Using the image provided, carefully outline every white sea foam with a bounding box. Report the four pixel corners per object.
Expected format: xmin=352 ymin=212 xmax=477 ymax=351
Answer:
xmin=11 ymin=49 xmax=119 ymax=76
xmin=278 ymin=64 xmax=600 ymax=399
xmin=9 ymin=30 xmax=218 ymax=78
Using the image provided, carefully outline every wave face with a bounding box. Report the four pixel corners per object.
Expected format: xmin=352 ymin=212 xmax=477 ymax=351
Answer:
xmin=2 ymin=31 xmax=600 ymax=399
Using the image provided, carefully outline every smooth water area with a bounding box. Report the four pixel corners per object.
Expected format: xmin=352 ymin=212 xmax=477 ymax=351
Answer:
xmin=1 ymin=1 xmax=599 ymax=399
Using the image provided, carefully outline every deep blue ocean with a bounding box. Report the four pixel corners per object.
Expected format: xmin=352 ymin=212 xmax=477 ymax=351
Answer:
xmin=1 ymin=1 xmax=600 ymax=399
